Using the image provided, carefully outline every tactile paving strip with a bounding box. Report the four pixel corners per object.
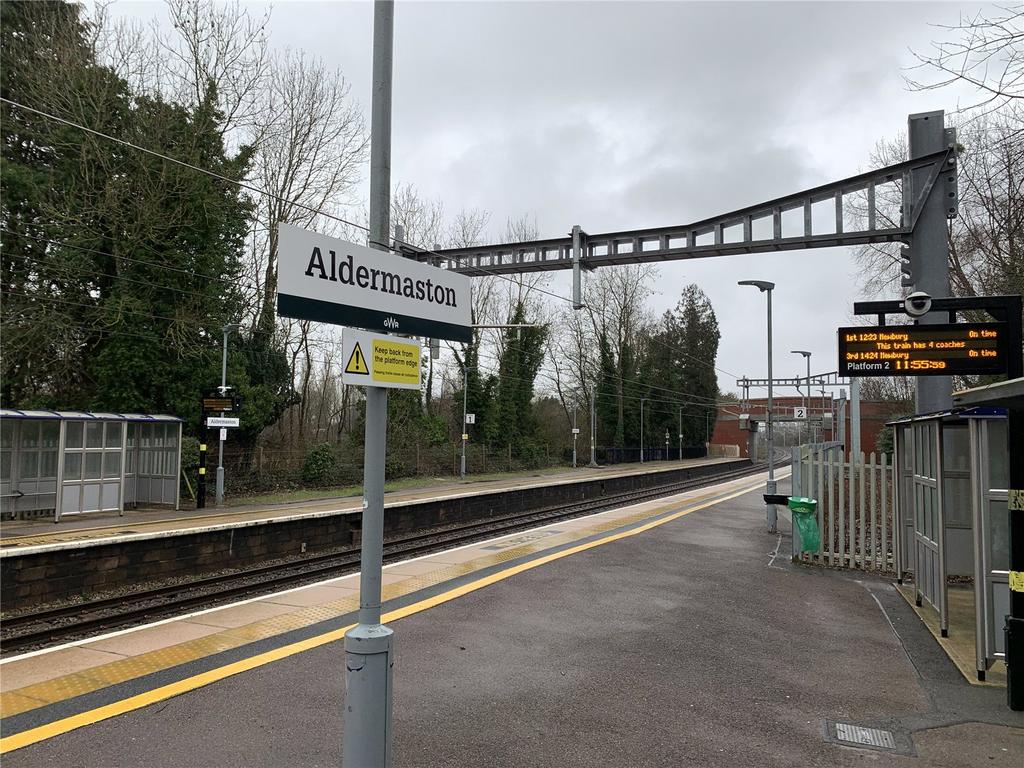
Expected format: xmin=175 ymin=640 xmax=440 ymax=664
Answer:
xmin=1 ymin=473 xmax=761 ymax=718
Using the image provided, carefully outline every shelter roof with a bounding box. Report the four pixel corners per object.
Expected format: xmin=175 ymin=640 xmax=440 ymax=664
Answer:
xmin=0 ymin=409 xmax=182 ymax=423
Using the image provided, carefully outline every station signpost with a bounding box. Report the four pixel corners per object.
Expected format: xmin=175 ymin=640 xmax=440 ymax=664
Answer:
xmin=278 ymin=225 xmax=470 ymax=764
xmin=197 ymin=393 xmax=241 ymax=510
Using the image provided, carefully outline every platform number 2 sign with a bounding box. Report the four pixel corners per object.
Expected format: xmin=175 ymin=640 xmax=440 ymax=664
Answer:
xmin=794 ymin=407 xmax=807 ymax=420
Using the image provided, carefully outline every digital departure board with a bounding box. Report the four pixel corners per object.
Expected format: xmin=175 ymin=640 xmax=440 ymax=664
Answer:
xmin=837 ymin=322 xmax=1007 ymax=377
xmin=201 ymin=394 xmax=241 ymax=413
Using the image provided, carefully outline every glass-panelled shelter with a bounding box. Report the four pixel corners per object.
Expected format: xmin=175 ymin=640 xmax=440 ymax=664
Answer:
xmin=0 ymin=410 xmax=183 ymax=522
xmin=952 ymin=379 xmax=1022 ymax=681
xmin=890 ymin=380 xmax=1018 ymax=682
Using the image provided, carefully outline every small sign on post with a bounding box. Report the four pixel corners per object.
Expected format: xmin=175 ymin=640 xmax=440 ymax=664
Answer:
xmin=341 ymin=329 xmax=422 ymax=390
xmin=794 ymin=407 xmax=807 ymax=420
xmin=465 ymin=413 xmax=476 ymax=425
xmin=207 ymin=416 xmax=240 ymax=428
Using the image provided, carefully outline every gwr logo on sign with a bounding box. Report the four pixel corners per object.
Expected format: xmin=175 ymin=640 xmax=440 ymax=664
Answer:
xmin=341 ymin=329 xmax=421 ymax=390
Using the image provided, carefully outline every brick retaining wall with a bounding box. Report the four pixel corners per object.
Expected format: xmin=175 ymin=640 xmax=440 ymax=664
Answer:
xmin=1 ymin=459 xmax=750 ymax=609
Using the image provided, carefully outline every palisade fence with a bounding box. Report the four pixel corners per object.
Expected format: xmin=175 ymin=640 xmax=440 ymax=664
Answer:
xmin=792 ymin=446 xmax=896 ymax=572
xmin=191 ymin=442 xmax=708 ymax=498
xmin=188 ymin=442 xmax=708 ymax=495
xmin=215 ymin=443 xmax=562 ymax=494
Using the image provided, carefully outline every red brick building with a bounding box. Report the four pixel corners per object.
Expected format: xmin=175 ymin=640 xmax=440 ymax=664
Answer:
xmin=710 ymin=396 xmax=907 ymax=458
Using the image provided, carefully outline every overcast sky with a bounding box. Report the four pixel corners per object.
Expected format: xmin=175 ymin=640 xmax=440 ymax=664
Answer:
xmin=110 ymin=0 xmax=985 ymax=395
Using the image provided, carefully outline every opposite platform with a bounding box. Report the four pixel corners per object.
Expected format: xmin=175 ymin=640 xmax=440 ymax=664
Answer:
xmin=0 ymin=457 xmax=738 ymax=551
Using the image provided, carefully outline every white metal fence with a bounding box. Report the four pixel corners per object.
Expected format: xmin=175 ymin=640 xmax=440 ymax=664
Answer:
xmin=791 ymin=447 xmax=896 ymax=571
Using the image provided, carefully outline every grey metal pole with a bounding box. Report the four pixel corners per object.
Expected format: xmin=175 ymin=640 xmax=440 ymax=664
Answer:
xmin=766 ymin=288 xmax=777 ymax=533
xmin=215 ymin=327 xmax=228 ymax=506
xmin=572 ymin=405 xmax=577 ymax=468
xmin=908 ymin=110 xmax=952 ymax=416
xmin=460 ymin=364 xmax=468 ymax=479
xmin=851 ymin=377 xmax=862 ymax=457
xmin=679 ymin=407 xmax=683 ymax=460
xmin=589 ymin=388 xmax=598 ymax=467
xmin=640 ymin=398 xmax=645 ymax=463
xmin=806 ymin=355 xmax=811 ymax=444
xmin=343 ymin=2 xmax=394 ymax=766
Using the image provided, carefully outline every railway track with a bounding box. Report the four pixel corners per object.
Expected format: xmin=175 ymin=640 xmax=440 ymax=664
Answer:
xmin=1 ymin=461 xmax=768 ymax=655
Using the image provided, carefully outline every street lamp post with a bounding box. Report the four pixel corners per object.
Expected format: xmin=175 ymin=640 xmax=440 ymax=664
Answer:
xmin=215 ymin=322 xmax=241 ymax=507
xmin=572 ymin=405 xmax=578 ymax=468
xmin=739 ymin=280 xmax=776 ymax=533
xmin=678 ymin=407 xmax=683 ymax=461
xmin=640 ymin=397 xmax=647 ymax=463
xmin=589 ymin=388 xmax=598 ymax=467
xmin=460 ymin=364 xmax=468 ymax=479
xmin=791 ymin=350 xmax=812 ymax=446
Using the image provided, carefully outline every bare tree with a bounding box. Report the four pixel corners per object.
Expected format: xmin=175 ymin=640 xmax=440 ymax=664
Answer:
xmin=906 ymin=6 xmax=1023 ymax=114
xmin=391 ymin=183 xmax=445 ymax=248
xmin=253 ymin=49 xmax=368 ymax=336
xmin=860 ymin=377 xmax=915 ymax=406
xmin=555 ymin=265 xmax=656 ymax=446
xmin=851 ymin=106 xmax=1023 ymax=303
xmin=161 ymin=0 xmax=270 ymax=141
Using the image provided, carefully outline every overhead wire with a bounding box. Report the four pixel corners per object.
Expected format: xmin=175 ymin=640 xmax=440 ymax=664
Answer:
xmin=1 ymin=228 xmax=260 ymax=292
xmin=3 ymin=97 xmax=765 ymax=396
xmin=8 ymin=250 xmax=260 ymax=306
xmin=0 ymin=97 xmax=577 ymax=308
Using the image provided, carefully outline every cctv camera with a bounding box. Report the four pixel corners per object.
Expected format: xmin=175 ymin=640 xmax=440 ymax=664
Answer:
xmin=904 ymin=291 xmax=932 ymax=318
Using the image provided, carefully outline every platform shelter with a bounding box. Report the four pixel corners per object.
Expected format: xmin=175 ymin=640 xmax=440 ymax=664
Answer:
xmin=889 ymin=381 xmax=1018 ymax=681
xmin=0 ymin=410 xmax=183 ymax=522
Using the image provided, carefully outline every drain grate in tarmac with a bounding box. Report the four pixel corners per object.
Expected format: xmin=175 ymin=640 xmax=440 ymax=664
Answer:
xmin=824 ymin=720 xmax=915 ymax=756
xmin=835 ymin=723 xmax=896 ymax=749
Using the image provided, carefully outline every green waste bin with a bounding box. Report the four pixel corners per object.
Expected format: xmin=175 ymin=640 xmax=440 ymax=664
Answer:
xmin=788 ymin=496 xmax=820 ymax=552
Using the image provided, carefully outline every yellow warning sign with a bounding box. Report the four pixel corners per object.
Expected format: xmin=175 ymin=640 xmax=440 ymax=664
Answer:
xmin=345 ymin=343 xmax=369 ymax=375
xmin=341 ymin=329 xmax=422 ymax=390
xmin=371 ymin=337 xmax=420 ymax=386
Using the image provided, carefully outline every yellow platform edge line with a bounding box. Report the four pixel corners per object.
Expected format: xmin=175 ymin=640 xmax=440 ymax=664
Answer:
xmin=0 ymin=479 xmax=764 ymax=754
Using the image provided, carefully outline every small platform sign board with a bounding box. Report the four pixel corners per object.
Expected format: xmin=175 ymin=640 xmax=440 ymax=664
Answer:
xmin=794 ymin=407 xmax=807 ymax=420
xmin=207 ymin=416 xmax=240 ymax=428
xmin=342 ymin=328 xmax=421 ymax=390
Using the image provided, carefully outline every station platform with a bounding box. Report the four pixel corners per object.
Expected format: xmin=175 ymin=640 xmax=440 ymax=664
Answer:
xmin=2 ymin=468 xmax=1021 ymax=766
xmin=0 ymin=456 xmax=736 ymax=551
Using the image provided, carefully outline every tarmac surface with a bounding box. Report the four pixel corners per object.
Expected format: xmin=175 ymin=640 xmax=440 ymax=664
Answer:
xmin=4 ymin=481 xmax=1022 ymax=767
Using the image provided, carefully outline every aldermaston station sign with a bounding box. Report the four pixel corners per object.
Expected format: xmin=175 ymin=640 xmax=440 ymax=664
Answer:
xmin=277 ymin=223 xmax=472 ymax=342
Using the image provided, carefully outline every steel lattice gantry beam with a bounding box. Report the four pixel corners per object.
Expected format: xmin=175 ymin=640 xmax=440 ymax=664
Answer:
xmin=737 ymin=371 xmax=852 ymax=390
xmin=403 ymin=148 xmax=954 ymax=276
